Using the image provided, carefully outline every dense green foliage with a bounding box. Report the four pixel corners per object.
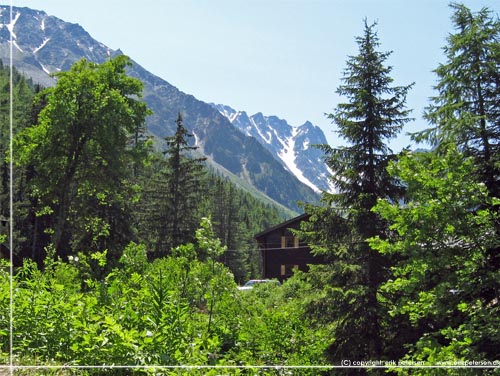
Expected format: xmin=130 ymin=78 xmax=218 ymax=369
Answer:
xmin=296 ymin=4 xmax=500 ymax=374
xmin=0 ymin=221 xmax=330 ymax=375
xmin=371 ymin=147 xmax=500 ymax=370
xmin=368 ymin=3 xmax=500 ymax=371
xmin=15 ymin=56 xmax=151 ymax=265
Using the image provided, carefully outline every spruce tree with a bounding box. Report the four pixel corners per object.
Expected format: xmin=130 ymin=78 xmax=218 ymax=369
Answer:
xmin=422 ymin=3 xmax=500 ymax=221
xmin=209 ymin=177 xmax=247 ymax=281
xmin=156 ymin=113 xmax=207 ymax=256
xmin=302 ymin=20 xmax=413 ymax=364
xmin=0 ymin=64 xmax=36 ymax=262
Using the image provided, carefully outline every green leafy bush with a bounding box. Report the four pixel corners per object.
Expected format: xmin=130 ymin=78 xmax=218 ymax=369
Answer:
xmin=0 ymin=220 xmax=327 ymax=374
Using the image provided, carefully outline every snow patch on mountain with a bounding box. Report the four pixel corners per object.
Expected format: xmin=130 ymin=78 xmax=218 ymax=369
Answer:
xmin=278 ymin=128 xmax=322 ymax=192
xmin=33 ymin=37 xmax=50 ymax=53
xmin=250 ymin=115 xmax=273 ymax=144
xmin=13 ymin=40 xmax=23 ymax=52
xmin=40 ymin=62 xmax=50 ymax=75
xmin=5 ymin=10 xmax=21 ymax=39
xmin=212 ymin=103 xmax=335 ymax=193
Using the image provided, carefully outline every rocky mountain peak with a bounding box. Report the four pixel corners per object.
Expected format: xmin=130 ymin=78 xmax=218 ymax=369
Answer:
xmin=213 ymin=103 xmax=334 ymax=193
xmin=0 ymin=5 xmax=320 ymax=212
xmin=0 ymin=5 xmax=114 ymax=87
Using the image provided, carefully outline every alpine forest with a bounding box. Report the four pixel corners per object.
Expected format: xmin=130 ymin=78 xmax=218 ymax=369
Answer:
xmin=1 ymin=3 xmax=500 ymax=375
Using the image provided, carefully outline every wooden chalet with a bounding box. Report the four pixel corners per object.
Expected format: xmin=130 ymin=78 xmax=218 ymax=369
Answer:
xmin=254 ymin=213 xmax=326 ymax=282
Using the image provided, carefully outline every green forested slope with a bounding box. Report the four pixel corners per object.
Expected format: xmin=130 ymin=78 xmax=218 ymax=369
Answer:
xmin=0 ymin=58 xmax=286 ymax=282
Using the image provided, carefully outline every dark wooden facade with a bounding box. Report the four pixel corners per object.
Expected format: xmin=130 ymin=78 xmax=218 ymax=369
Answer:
xmin=255 ymin=213 xmax=326 ymax=282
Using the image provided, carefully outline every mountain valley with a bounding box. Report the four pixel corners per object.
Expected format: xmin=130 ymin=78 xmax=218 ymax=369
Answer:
xmin=0 ymin=5 xmax=334 ymax=212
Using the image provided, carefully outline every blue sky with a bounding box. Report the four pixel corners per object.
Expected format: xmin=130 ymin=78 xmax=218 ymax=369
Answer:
xmin=10 ymin=0 xmax=500 ymax=150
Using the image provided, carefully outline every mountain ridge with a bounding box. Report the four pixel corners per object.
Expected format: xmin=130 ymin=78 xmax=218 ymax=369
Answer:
xmin=212 ymin=103 xmax=334 ymax=193
xmin=0 ymin=5 xmax=322 ymax=212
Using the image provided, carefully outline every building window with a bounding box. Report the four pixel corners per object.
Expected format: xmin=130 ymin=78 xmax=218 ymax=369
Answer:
xmin=281 ymin=235 xmax=300 ymax=248
xmin=280 ymin=264 xmax=299 ymax=276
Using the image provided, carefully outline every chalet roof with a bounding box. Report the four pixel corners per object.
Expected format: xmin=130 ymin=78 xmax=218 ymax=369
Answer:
xmin=254 ymin=213 xmax=309 ymax=240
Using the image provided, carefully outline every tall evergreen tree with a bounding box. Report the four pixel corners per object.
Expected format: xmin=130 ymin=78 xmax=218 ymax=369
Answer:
xmin=419 ymin=5 xmax=500 ymax=349
xmin=209 ymin=177 xmax=248 ymax=282
xmin=421 ymin=2 xmax=500 ymax=223
xmin=0 ymin=63 xmax=36 ymax=262
xmin=155 ymin=113 xmax=207 ymax=256
xmin=302 ymin=20 xmax=413 ymax=365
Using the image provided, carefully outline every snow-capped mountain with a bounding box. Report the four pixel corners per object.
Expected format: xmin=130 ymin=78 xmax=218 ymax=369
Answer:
xmin=0 ymin=5 xmax=321 ymax=212
xmin=213 ymin=104 xmax=334 ymax=193
xmin=0 ymin=6 xmax=114 ymax=88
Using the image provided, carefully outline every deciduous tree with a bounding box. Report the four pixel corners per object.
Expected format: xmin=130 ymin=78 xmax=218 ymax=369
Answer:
xmin=371 ymin=147 xmax=500 ymax=364
xmin=15 ymin=55 xmax=150 ymax=262
xmin=372 ymin=4 xmax=500 ymax=364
